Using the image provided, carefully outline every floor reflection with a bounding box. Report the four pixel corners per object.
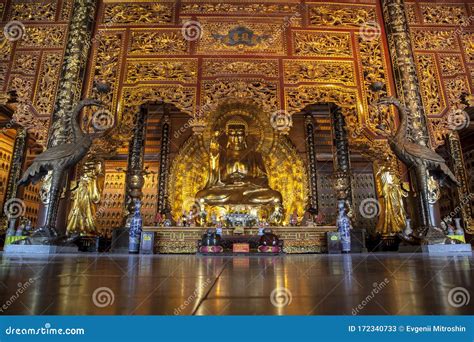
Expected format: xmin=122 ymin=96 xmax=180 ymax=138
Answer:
xmin=0 ymin=253 xmax=472 ymax=315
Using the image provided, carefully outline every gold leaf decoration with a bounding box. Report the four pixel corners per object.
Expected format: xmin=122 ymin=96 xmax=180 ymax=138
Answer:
xmin=34 ymin=52 xmax=62 ymax=115
xmin=103 ymin=3 xmax=173 ymax=25
xmin=130 ymin=30 xmax=188 ymax=55
xmin=308 ymin=5 xmax=376 ymax=27
xmin=415 ymin=54 xmax=446 ymax=115
xmin=126 ymin=59 xmax=197 ymax=83
xmin=203 ymin=59 xmax=278 ymax=78
xmin=293 ymin=31 xmax=352 ymax=57
xmin=283 ymin=59 xmax=355 ymax=86
xmin=19 ymin=26 xmax=66 ymax=48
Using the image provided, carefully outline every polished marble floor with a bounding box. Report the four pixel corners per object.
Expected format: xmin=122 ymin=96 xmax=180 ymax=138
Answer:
xmin=0 ymin=253 xmax=472 ymax=315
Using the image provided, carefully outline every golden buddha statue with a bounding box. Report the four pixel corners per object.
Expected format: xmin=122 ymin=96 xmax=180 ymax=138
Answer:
xmin=195 ymin=117 xmax=283 ymax=221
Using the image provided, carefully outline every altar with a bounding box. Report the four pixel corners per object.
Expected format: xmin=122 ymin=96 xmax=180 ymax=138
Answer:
xmin=143 ymin=226 xmax=336 ymax=254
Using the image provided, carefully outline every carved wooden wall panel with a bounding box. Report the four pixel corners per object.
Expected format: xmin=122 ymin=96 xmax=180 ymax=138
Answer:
xmin=406 ymin=1 xmax=473 ymax=148
xmin=0 ymin=0 xmax=72 ymax=146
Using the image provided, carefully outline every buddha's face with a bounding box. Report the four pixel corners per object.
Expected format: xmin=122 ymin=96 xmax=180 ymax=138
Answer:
xmin=227 ymin=124 xmax=246 ymax=150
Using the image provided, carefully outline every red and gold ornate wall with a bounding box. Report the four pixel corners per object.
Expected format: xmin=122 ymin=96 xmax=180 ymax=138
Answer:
xmin=85 ymin=0 xmax=396 ymax=147
xmin=1 ymin=0 xmax=473 ymax=231
xmin=0 ymin=0 xmax=73 ymax=146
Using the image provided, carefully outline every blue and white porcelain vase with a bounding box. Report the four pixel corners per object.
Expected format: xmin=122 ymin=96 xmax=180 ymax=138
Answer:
xmin=336 ymin=200 xmax=352 ymax=253
xmin=129 ymin=200 xmax=143 ymax=254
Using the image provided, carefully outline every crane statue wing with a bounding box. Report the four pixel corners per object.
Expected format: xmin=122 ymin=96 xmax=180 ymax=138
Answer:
xmin=403 ymin=141 xmax=459 ymax=187
xmin=18 ymin=144 xmax=78 ymax=186
xmin=18 ymin=98 xmax=104 ymax=187
xmin=403 ymin=142 xmax=445 ymax=163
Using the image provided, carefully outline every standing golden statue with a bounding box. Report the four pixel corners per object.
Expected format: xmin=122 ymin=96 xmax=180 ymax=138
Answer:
xmin=66 ymin=161 xmax=104 ymax=235
xmin=195 ymin=116 xmax=283 ymax=222
xmin=374 ymin=164 xmax=408 ymax=236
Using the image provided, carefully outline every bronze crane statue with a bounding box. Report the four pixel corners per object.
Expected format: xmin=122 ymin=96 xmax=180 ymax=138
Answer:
xmin=18 ymin=98 xmax=104 ymax=239
xmin=375 ymin=96 xmax=459 ymax=244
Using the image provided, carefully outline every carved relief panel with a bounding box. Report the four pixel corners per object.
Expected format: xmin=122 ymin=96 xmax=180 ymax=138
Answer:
xmin=1 ymin=0 xmax=72 ymax=145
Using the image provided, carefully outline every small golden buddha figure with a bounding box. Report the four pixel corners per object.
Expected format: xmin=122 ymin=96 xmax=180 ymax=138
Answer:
xmin=66 ymin=161 xmax=103 ymax=235
xmin=195 ymin=117 xmax=283 ymax=220
xmin=375 ymin=164 xmax=408 ymax=236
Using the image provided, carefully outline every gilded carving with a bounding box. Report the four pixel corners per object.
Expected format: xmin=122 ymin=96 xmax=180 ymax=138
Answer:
xmin=461 ymin=32 xmax=474 ymax=63
xmin=202 ymin=79 xmax=279 ymax=115
xmin=428 ymin=118 xmax=449 ymax=149
xmin=10 ymin=1 xmax=57 ymax=21
xmin=0 ymin=64 xmax=7 ymax=89
xmin=197 ymin=22 xmax=284 ymax=55
xmin=0 ymin=37 xmax=11 ymax=61
xmin=130 ymin=30 xmax=188 ymax=55
xmin=8 ymin=76 xmax=48 ymax=145
xmin=405 ymin=3 xmax=418 ymax=24
xmin=90 ymin=32 xmax=123 ymax=113
xmin=19 ymin=26 xmax=66 ymax=48
xmin=444 ymin=77 xmax=470 ymax=109
xmin=415 ymin=54 xmax=445 ymax=116
xmin=439 ymin=55 xmax=464 ymax=76
xmin=9 ymin=76 xmax=33 ymax=111
xmin=285 ymin=85 xmax=359 ymax=135
xmin=121 ymin=85 xmax=196 ymax=132
xmin=358 ymin=36 xmax=390 ymax=130
xmin=411 ymin=29 xmax=457 ymax=51
xmin=203 ymin=59 xmax=278 ymax=78
xmin=181 ymin=3 xmax=299 ymax=15
xmin=420 ymin=4 xmax=468 ymax=25
xmin=168 ymin=136 xmax=207 ymax=221
xmin=60 ymin=0 xmax=74 ymax=20
xmin=126 ymin=59 xmax=197 ymax=84
xmin=293 ymin=31 xmax=352 ymax=57
xmin=283 ymin=60 xmax=355 ymax=86
xmin=266 ymin=136 xmax=308 ymax=218
xmin=34 ymin=52 xmax=62 ymax=116
xmin=308 ymin=5 xmax=376 ymax=27
xmin=11 ymin=52 xmax=39 ymax=76
xmin=103 ymin=3 xmax=173 ymax=25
